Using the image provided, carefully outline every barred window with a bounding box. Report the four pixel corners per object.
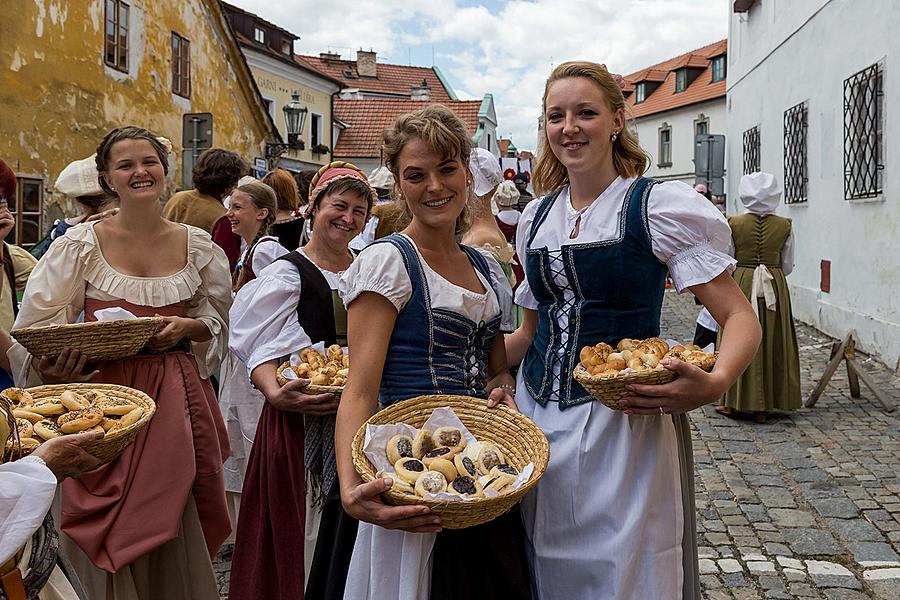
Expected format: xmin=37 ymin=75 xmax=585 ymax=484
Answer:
xmin=658 ymin=125 xmax=672 ymax=167
xmin=743 ymin=125 xmax=760 ymax=174
xmin=783 ymin=102 xmax=808 ymax=204
xmin=172 ymin=33 xmax=191 ymax=98
xmin=844 ymin=63 xmax=883 ymax=199
xmin=104 ymin=0 xmax=129 ymax=72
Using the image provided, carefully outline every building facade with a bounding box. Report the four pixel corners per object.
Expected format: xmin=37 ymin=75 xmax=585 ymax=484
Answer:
xmin=624 ymin=40 xmax=728 ymax=190
xmin=0 ymin=0 xmax=274 ymax=246
xmin=727 ymin=0 xmax=900 ymax=368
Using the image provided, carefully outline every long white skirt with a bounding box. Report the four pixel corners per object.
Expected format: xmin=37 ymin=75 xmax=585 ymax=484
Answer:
xmin=218 ymin=351 xmax=265 ymax=495
xmin=516 ymin=370 xmax=697 ymax=600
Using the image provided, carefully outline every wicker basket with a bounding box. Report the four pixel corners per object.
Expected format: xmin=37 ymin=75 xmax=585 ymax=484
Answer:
xmin=351 ymin=394 xmax=550 ymax=529
xmin=11 ymin=318 xmax=164 ymax=362
xmin=574 ymin=356 xmax=717 ymax=411
xmin=275 ymin=361 xmax=343 ymax=398
xmin=24 ymin=383 xmax=156 ymax=464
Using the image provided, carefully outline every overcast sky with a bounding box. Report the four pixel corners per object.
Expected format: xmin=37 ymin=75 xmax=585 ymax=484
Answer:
xmin=228 ymin=0 xmax=727 ymax=152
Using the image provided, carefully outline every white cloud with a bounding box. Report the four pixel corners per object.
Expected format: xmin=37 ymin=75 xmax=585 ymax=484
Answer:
xmin=228 ymin=0 xmax=726 ymax=152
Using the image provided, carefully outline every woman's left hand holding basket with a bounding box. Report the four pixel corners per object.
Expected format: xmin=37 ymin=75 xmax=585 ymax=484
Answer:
xmin=618 ymin=357 xmax=729 ymax=415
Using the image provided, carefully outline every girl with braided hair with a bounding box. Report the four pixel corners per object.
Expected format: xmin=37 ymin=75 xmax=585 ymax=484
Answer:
xmin=228 ymin=161 xmax=375 ymax=600
xmin=217 ymin=180 xmax=287 ymax=533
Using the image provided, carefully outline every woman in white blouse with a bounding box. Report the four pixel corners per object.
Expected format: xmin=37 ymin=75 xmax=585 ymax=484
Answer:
xmin=9 ymin=126 xmax=232 ymax=600
xmin=504 ymin=62 xmax=761 ymax=600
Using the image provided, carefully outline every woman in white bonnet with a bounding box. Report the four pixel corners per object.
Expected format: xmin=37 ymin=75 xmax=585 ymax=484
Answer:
xmin=716 ymin=171 xmax=801 ymax=422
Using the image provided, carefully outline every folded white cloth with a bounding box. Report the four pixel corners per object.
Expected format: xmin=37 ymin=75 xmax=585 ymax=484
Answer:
xmin=750 ymin=264 xmax=777 ymax=317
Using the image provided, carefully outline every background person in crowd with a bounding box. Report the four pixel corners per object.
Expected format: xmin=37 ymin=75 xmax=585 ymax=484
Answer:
xmin=213 ymin=175 xmax=258 ymax=271
xmin=10 ymin=126 xmax=232 ymax=600
xmin=227 ymin=162 xmax=374 ymax=600
xmin=349 ymin=166 xmax=395 ymax=251
xmin=504 ymin=61 xmax=760 ymax=600
xmin=217 ymin=180 xmax=288 ymax=541
xmin=0 ymin=397 xmax=103 ymax=600
xmin=717 ymin=172 xmax=800 ymax=423
xmin=163 ymin=148 xmax=248 ymax=234
xmin=335 ymin=105 xmax=530 ymax=600
xmin=262 ymin=169 xmax=306 ymax=251
xmin=513 ymin=171 xmax=534 ymax=212
xmin=692 ymin=183 xmax=720 ymax=348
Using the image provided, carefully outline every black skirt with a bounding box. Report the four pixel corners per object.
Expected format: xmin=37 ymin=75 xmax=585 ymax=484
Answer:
xmin=306 ymin=480 xmax=359 ymax=600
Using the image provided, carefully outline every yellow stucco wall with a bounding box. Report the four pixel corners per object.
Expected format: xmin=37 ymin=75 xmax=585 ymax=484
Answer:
xmin=252 ymin=68 xmax=333 ymax=167
xmin=0 ymin=0 xmax=271 ymax=210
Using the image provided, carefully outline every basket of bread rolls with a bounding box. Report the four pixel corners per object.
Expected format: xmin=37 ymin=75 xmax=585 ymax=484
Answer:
xmin=11 ymin=317 xmax=165 ymax=362
xmin=351 ymin=394 xmax=550 ymax=529
xmin=2 ymin=383 xmax=155 ymax=464
xmin=573 ymin=337 xmax=718 ymax=410
xmin=276 ymin=345 xmax=347 ymax=398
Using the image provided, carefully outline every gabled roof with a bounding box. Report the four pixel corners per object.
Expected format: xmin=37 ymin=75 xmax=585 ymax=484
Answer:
xmin=231 ymin=31 xmax=343 ymax=85
xmin=298 ymin=55 xmax=456 ymax=101
xmin=624 ymin=39 xmax=727 ymax=119
xmin=333 ymin=99 xmax=481 ymax=158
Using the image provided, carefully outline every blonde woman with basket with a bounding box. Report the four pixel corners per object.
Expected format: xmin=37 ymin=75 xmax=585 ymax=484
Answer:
xmin=503 ymin=62 xmax=761 ymax=599
xmin=334 ymin=105 xmax=529 ymax=600
xmin=9 ymin=126 xmax=232 ymax=600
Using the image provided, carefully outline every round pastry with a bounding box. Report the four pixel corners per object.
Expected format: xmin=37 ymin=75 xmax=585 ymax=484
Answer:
xmin=626 ymin=357 xmax=645 ymax=371
xmin=16 ymin=418 xmax=34 ymax=439
xmin=411 ymin=429 xmax=435 ymax=458
xmin=426 ymin=458 xmax=457 ymax=482
xmin=579 ymin=346 xmax=595 ymax=365
xmin=14 ymin=437 xmax=41 ymax=454
xmin=309 ymin=374 xmax=330 ymax=386
xmin=386 ymin=434 xmax=414 ymax=464
xmin=492 ymin=463 xmax=520 ymax=477
xmin=414 ymin=470 xmax=448 ymax=496
xmin=605 ymin=353 xmax=626 ymax=371
xmin=33 ymin=419 xmax=62 ymax=440
xmin=394 ymin=458 xmax=426 ymax=484
xmin=453 ymin=453 xmax=479 ymax=478
xmin=85 ymin=425 xmax=106 ymax=436
xmin=617 ymin=338 xmax=638 ymax=351
xmin=475 ymin=443 xmax=504 ymax=475
xmin=93 ymin=396 xmax=137 ymax=416
xmin=447 ymin=476 xmax=483 ymax=498
xmin=57 ymin=407 xmax=104 ymax=434
xmin=108 ymin=407 xmax=144 ymax=432
xmin=30 ymin=400 xmax=65 ymax=416
xmin=101 ymin=417 xmax=118 ymax=432
xmin=326 ymin=344 xmax=343 ymax=362
xmin=388 ymin=477 xmax=416 ymax=496
xmin=432 ymin=426 xmax=466 ymax=453
xmin=422 ymin=446 xmax=456 ymax=466
xmin=13 ymin=409 xmax=44 ymax=424
xmin=1 ymin=387 xmax=34 ymax=406
xmin=484 ymin=471 xmax=516 ymax=494
xmin=60 ymin=390 xmax=91 ymax=411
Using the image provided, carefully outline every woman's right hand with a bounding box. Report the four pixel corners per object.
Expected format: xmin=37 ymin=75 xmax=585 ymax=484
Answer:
xmin=32 ymin=430 xmax=104 ymax=481
xmin=342 ymin=477 xmax=442 ymax=533
xmin=265 ymin=377 xmax=339 ymax=415
xmin=33 ymin=347 xmax=99 ymax=384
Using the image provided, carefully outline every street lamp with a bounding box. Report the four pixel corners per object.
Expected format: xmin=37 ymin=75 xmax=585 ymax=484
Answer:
xmin=265 ymin=92 xmax=308 ymax=167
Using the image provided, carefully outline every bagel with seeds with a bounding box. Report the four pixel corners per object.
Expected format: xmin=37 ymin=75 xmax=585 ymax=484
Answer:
xmin=58 ymin=407 xmax=104 ymax=434
xmin=33 ymin=419 xmax=62 ymax=440
xmin=60 ymin=390 xmax=91 ymax=411
xmin=16 ymin=418 xmax=34 ymax=438
xmin=1 ymin=387 xmax=33 ymax=406
xmin=30 ymin=400 xmax=65 ymax=416
xmin=13 ymin=409 xmax=44 ymax=423
xmin=93 ymin=397 xmax=137 ymax=416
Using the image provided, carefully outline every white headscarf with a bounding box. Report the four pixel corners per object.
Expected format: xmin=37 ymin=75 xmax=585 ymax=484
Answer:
xmin=739 ymin=172 xmax=781 ymax=215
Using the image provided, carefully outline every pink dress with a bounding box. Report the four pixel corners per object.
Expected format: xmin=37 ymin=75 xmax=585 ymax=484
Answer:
xmin=10 ymin=221 xmax=233 ymax=600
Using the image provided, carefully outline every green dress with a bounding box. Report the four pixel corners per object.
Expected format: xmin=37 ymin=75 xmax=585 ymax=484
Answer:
xmin=722 ymin=214 xmax=802 ymax=412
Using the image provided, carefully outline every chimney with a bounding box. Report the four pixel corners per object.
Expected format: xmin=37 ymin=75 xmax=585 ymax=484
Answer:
xmin=357 ymin=49 xmax=377 ymax=77
xmin=410 ymin=78 xmax=430 ymax=100
xmin=319 ymin=51 xmax=341 ymax=60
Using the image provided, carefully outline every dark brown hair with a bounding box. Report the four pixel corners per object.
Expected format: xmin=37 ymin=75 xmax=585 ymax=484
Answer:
xmin=95 ymin=126 xmax=169 ymax=195
xmin=262 ymin=168 xmax=300 ymax=212
xmin=192 ymin=148 xmax=248 ymax=199
xmin=381 ymin=104 xmax=473 ymax=234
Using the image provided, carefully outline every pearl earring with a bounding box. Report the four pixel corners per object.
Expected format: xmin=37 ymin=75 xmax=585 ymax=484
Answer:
xmin=611 ymin=132 xmax=618 ymax=142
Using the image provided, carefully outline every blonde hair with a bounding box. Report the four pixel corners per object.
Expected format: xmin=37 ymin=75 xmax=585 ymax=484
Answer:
xmin=533 ymin=61 xmax=649 ymax=197
xmin=232 ymin=181 xmax=278 ymax=291
xmin=381 ymin=104 xmax=473 ymax=235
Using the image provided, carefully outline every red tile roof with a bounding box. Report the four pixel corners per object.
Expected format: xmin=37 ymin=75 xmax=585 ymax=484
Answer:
xmin=333 ymin=99 xmax=481 ymax=158
xmin=297 ymin=55 xmax=455 ymax=101
xmin=624 ymin=39 xmax=727 ymax=119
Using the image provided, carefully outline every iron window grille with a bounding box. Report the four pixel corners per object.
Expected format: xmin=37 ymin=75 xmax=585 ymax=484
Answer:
xmin=843 ymin=63 xmax=884 ymax=199
xmin=104 ymin=0 xmax=129 ymax=72
xmin=783 ymin=102 xmax=808 ymax=204
xmin=743 ymin=125 xmax=760 ymax=174
xmin=172 ymin=33 xmax=191 ymax=98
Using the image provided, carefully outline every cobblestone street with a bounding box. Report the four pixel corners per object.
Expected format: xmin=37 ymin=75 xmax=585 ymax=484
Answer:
xmin=215 ymin=290 xmax=900 ymax=599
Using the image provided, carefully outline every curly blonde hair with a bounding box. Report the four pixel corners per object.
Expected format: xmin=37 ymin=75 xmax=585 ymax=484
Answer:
xmin=533 ymin=61 xmax=649 ymax=197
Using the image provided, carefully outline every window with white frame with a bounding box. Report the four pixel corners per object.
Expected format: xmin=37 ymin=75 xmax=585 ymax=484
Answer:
xmin=695 ymin=116 xmax=709 ymax=140
xmin=658 ymin=125 xmax=672 ymax=167
xmin=635 ymin=83 xmax=645 ymax=104
xmin=310 ymin=113 xmax=323 ymax=147
xmin=254 ymin=27 xmax=265 ymax=44
xmin=711 ymin=56 xmax=726 ymax=82
xmin=104 ymin=0 xmax=129 ymax=72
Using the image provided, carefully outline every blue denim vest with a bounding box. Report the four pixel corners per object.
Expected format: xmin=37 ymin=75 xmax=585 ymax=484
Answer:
xmin=522 ymin=177 xmax=668 ymax=409
xmin=372 ymin=235 xmax=503 ymax=407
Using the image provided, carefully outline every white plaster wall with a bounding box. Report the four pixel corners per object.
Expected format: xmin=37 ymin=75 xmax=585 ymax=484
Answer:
xmin=633 ymin=98 xmax=726 ymax=187
xmin=727 ymin=0 xmax=900 ymax=369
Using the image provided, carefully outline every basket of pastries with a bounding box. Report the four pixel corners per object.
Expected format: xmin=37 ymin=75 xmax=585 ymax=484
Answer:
xmin=276 ymin=345 xmax=347 ymax=398
xmin=351 ymin=394 xmax=550 ymax=529
xmin=11 ymin=317 xmax=165 ymax=362
xmin=573 ymin=337 xmax=718 ymax=410
xmin=2 ymin=383 xmax=156 ymax=464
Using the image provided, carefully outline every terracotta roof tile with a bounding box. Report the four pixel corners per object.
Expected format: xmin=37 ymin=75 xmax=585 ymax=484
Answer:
xmin=297 ymin=55 xmax=454 ymax=101
xmin=624 ymin=39 xmax=727 ymax=119
xmin=333 ymin=99 xmax=480 ymax=158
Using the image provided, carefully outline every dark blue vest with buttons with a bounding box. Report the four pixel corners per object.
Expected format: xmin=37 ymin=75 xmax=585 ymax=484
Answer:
xmin=522 ymin=177 xmax=668 ymax=409
xmin=371 ymin=235 xmax=502 ymax=407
